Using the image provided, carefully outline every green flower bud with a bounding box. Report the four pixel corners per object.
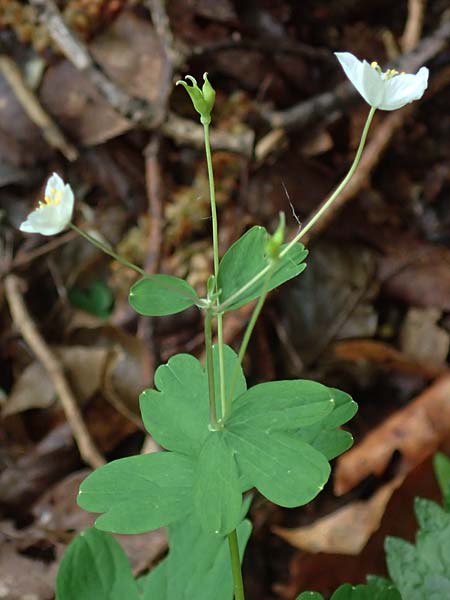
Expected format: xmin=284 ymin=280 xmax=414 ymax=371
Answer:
xmin=266 ymin=212 xmax=285 ymax=261
xmin=176 ymin=73 xmax=216 ymax=125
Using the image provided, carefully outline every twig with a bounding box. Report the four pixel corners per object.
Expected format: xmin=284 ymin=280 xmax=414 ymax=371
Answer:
xmin=263 ymin=17 xmax=450 ymax=132
xmin=5 ymin=275 xmax=105 ymax=469
xmin=0 ymin=54 xmax=78 ymax=161
xmin=30 ymin=0 xmax=157 ymax=127
xmin=162 ymin=112 xmax=254 ymax=156
xmin=401 ymin=0 xmax=427 ymax=52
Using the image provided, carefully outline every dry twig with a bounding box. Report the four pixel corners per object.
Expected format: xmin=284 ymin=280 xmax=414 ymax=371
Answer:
xmin=0 ymin=54 xmax=78 ymax=161
xmin=5 ymin=275 xmax=105 ymax=469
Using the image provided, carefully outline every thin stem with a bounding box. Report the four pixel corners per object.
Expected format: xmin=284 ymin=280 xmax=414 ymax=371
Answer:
xmin=226 ymin=264 xmax=275 ymax=415
xmin=228 ymin=530 xmax=245 ymax=600
xmin=217 ymin=312 xmax=227 ymax=419
xmin=70 ymin=223 xmax=146 ymax=276
xmin=204 ymin=310 xmax=219 ymax=429
xmin=216 ymin=106 xmax=377 ymax=313
xmin=203 ymin=123 xmax=220 ymax=280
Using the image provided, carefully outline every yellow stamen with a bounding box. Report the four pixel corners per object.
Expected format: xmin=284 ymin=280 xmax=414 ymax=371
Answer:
xmin=40 ymin=187 xmax=62 ymax=209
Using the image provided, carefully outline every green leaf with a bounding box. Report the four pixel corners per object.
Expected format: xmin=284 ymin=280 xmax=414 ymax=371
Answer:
xmin=297 ymin=579 xmax=401 ymax=600
xmin=415 ymin=497 xmax=449 ymax=532
xmin=129 ymin=274 xmax=198 ymax=316
xmin=228 ymin=379 xmax=335 ymax=432
xmin=68 ymin=280 xmax=114 ymax=318
xmin=297 ymin=388 xmax=357 ymax=460
xmin=140 ymin=346 xmax=246 ymax=456
xmin=225 ymin=426 xmax=330 ymax=507
xmin=194 ymin=431 xmax=242 ymax=535
xmin=139 ymin=560 xmax=168 ymax=599
xmin=140 ymin=354 xmax=209 ymax=455
xmin=56 ymin=528 xmax=139 ymax=600
xmin=166 ymin=515 xmax=252 ymax=600
xmin=218 ymin=226 xmax=308 ymax=310
xmin=77 ymin=452 xmax=194 ymax=533
xmin=433 ymin=452 xmax=450 ymax=509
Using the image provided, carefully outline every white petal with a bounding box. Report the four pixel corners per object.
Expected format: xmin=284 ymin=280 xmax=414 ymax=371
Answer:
xmin=20 ymin=205 xmax=68 ymax=236
xmin=380 ymin=67 xmax=429 ymax=110
xmin=60 ymin=183 xmax=75 ymax=222
xmin=359 ymin=60 xmax=384 ymax=107
xmin=45 ymin=172 xmax=65 ymax=198
xmin=335 ymin=52 xmax=365 ymax=96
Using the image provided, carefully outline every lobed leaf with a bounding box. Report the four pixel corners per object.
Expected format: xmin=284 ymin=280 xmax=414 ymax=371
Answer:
xmin=78 ymin=452 xmax=194 ymax=533
xmin=193 ymin=431 xmax=242 ymax=535
xmin=218 ymin=226 xmax=308 ymax=310
xmin=225 ymin=426 xmax=330 ymax=507
xmin=129 ymin=274 xmax=198 ymax=316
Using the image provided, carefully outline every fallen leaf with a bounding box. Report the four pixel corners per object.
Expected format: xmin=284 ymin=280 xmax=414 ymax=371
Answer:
xmin=4 ymin=346 xmax=108 ymax=416
xmin=334 ymin=373 xmax=450 ymax=496
xmin=399 ymin=306 xmax=450 ymax=366
xmin=274 ymin=475 xmax=404 ymax=555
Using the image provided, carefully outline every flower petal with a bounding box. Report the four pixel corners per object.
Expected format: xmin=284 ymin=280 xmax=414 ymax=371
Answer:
xmin=45 ymin=172 xmax=65 ymax=198
xmin=359 ymin=60 xmax=384 ymax=107
xmin=20 ymin=205 xmax=66 ymax=235
xmin=335 ymin=52 xmax=364 ymax=95
xmin=380 ymin=67 xmax=429 ymax=110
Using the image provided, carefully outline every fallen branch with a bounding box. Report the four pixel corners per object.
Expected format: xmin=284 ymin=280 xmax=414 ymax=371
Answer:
xmin=4 ymin=275 xmax=105 ymax=469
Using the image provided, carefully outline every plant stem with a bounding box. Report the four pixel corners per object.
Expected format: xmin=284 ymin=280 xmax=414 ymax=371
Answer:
xmin=228 ymin=530 xmax=245 ymax=600
xmin=215 ymin=106 xmax=377 ymax=313
xmin=204 ymin=310 xmax=219 ymax=429
xmin=203 ymin=123 xmax=227 ymax=420
xmin=70 ymin=223 xmax=145 ymax=276
xmin=203 ymin=123 xmax=220 ymax=281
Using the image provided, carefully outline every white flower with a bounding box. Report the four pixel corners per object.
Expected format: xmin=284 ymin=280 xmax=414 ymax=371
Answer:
xmin=335 ymin=52 xmax=429 ymax=111
xmin=20 ymin=173 xmax=74 ymax=236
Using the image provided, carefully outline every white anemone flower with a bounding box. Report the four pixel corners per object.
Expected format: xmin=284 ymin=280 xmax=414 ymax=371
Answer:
xmin=335 ymin=52 xmax=429 ymax=111
xmin=20 ymin=173 xmax=74 ymax=236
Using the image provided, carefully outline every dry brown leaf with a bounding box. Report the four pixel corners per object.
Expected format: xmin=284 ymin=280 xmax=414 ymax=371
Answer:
xmin=332 ymin=339 xmax=447 ymax=379
xmin=335 ymin=373 xmax=450 ymax=496
xmin=40 ymin=11 xmax=164 ymax=145
xmin=274 ymin=475 xmax=404 ymax=555
xmin=4 ymin=346 xmax=108 ymax=416
xmin=399 ymin=306 xmax=450 ymax=365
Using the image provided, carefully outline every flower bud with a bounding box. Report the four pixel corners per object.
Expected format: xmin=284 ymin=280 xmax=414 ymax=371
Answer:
xmin=176 ymin=72 xmax=216 ymax=125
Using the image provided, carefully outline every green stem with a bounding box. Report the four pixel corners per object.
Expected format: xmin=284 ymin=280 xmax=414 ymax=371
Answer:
xmin=228 ymin=530 xmax=245 ymax=600
xmin=217 ymin=312 xmax=227 ymax=420
xmin=203 ymin=123 xmax=220 ymax=281
xmin=226 ymin=264 xmax=275 ymax=415
xmin=215 ymin=106 xmax=377 ymax=313
xmin=203 ymin=123 xmax=226 ymax=420
xmin=204 ymin=310 xmax=219 ymax=429
xmin=70 ymin=223 xmax=145 ymax=276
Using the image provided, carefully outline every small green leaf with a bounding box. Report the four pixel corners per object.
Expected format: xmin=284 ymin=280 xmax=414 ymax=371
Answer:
xmin=78 ymin=452 xmax=194 ymax=533
xmin=140 ymin=354 xmax=209 ymax=455
xmin=330 ymin=582 xmax=401 ymax=599
xmin=415 ymin=497 xmax=449 ymax=532
xmin=226 ymin=426 xmax=330 ymax=507
xmin=433 ymin=452 xmax=450 ymax=509
xmin=68 ymin=280 xmax=114 ymax=318
xmin=194 ymin=431 xmax=242 ymax=535
xmin=228 ymin=379 xmax=335 ymax=432
xmin=56 ymin=528 xmax=139 ymax=600
xmin=129 ymin=274 xmax=198 ymax=317
xmin=296 ymin=593 xmax=324 ymax=600
xmin=218 ymin=226 xmax=308 ymax=310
